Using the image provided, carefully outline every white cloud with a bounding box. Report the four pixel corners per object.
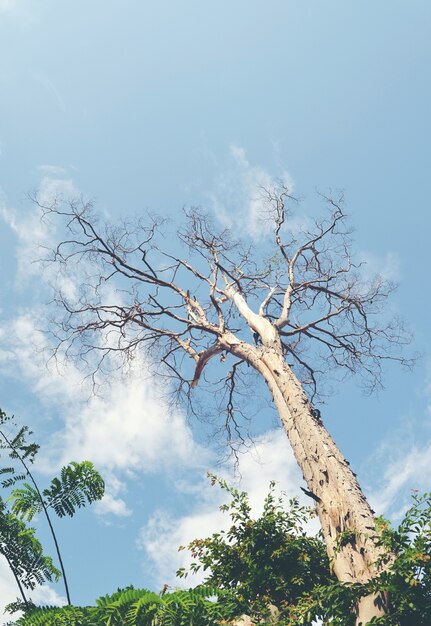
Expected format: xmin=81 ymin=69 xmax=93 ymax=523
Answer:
xmin=0 ymin=316 xmax=207 ymax=517
xmin=45 ymin=362 xmax=205 ymax=476
xmin=369 ymin=438 xmax=431 ymax=519
xmin=37 ymin=165 xmax=68 ymax=176
xmin=95 ymin=492 xmax=132 ymax=518
xmin=1 ymin=173 xmax=78 ymax=288
xmin=1 ymin=175 xmax=75 ymax=236
xmin=209 ymin=145 xmax=294 ymax=239
xmin=93 ymin=473 xmax=132 ymax=518
xmin=29 ymin=584 xmax=66 ymax=607
xmin=0 ymin=313 xmax=202 ymax=523
xmin=360 ymin=251 xmax=401 ymax=283
xmin=137 ymin=429 xmax=310 ymax=587
xmin=0 ymin=312 xmax=83 ymax=405
xmin=0 ymin=558 xmax=21 ymax=623
xmin=1 ymin=186 xmax=209 ymax=521
xmin=0 ymin=324 xmax=208 ymax=517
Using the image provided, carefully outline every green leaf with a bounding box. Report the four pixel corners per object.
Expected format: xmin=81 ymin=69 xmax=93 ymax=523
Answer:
xmin=9 ymin=484 xmax=42 ymax=522
xmin=43 ymin=461 xmax=105 ymax=518
xmin=0 ymin=496 xmax=61 ymax=592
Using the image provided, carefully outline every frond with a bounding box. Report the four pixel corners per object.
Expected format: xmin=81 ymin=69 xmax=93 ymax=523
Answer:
xmin=0 ymin=467 xmax=27 ymax=489
xmin=12 ymin=605 xmax=94 ymax=625
xmin=9 ymin=484 xmax=42 ymax=522
xmin=42 ymin=461 xmax=105 ymax=518
xmin=124 ymin=591 xmax=163 ymax=625
xmin=0 ymin=502 xmax=60 ymax=590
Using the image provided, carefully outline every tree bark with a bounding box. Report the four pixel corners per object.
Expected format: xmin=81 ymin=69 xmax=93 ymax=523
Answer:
xmin=221 ymin=332 xmax=386 ymax=625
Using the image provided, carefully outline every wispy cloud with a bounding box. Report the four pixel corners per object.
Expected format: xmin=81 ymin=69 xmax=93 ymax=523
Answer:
xmin=94 ymin=477 xmax=133 ymax=518
xmin=0 ymin=309 xmax=208 ymax=517
xmin=29 ymin=585 xmax=66 ymax=607
xmin=0 ymin=312 xmax=82 ymax=404
xmin=0 ymin=560 xmax=20 ymax=621
xmin=369 ymin=438 xmax=431 ymax=519
xmin=360 ymin=251 xmax=401 ymax=283
xmin=209 ymin=145 xmax=294 ymax=239
xmin=43 ymin=359 xmax=206 ymax=477
xmin=0 ymin=176 xmax=213 ymax=526
xmin=137 ymin=429 xmax=310 ymax=587
xmin=0 ymin=172 xmax=78 ymax=287
xmin=365 ymin=387 xmax=431 ymax=520
xmin=0 ymin=176 xmax=207 ymax=494
xmin=37 ymin=165 xmax=68 ymax=176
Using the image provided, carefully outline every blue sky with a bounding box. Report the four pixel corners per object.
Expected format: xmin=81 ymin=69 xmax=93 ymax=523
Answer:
xmin=0 ymin=0 xmax=431 ymax=617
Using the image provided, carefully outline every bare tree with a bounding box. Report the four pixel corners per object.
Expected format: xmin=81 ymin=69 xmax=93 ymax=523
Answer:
xmin=37 ymin=188 xmax=412 ymax=624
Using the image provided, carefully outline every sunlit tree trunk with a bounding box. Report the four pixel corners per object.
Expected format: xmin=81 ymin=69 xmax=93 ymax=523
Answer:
xmin=260 ymin=356 xmax=386 ymax=624
xmin=222 ymin=328 xmax=386 ymax=624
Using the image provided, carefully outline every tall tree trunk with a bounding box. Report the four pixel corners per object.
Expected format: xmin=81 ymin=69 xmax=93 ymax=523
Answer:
xmin=223 ymin=334 xmax=386 ymax=625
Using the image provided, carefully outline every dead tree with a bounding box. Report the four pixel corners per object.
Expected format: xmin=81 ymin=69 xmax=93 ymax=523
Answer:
xmin=37 ymin=188 xmax=412 ymax=624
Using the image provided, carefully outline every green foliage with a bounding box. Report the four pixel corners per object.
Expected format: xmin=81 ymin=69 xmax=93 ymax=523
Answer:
xmin=365 ymin=492 xmax=431 ymax=625
xmin=154 ymin=586 xmax=229 ymax=626
xmin=8 ymin=483 xmax=41 ymax=521
xmin=178 ymin=478 xmax=431 ymax=625
xmin=3 ymin=463 xmax=430 ymax=625
xmin=0 ymin=496 xmax=60 ymax=591
xmin=288 ymin=492 xmax=431 ymax=625
xmin=43 ymin=461 xmax=105 ymax=518
xmin=177 ymin=474 xmax=330 ymax=623
xmin=13 ymin=586 xmax=229 ymax=626
xmin=9 ymin=461 xmax=105 ymax=521
xmin=10 ymin=605 xmax=94 ymax=626
xmin=0 ymin=408 xmax=105 ymax=606
xmin=0 ymin=411 xmax=39 ymax=489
